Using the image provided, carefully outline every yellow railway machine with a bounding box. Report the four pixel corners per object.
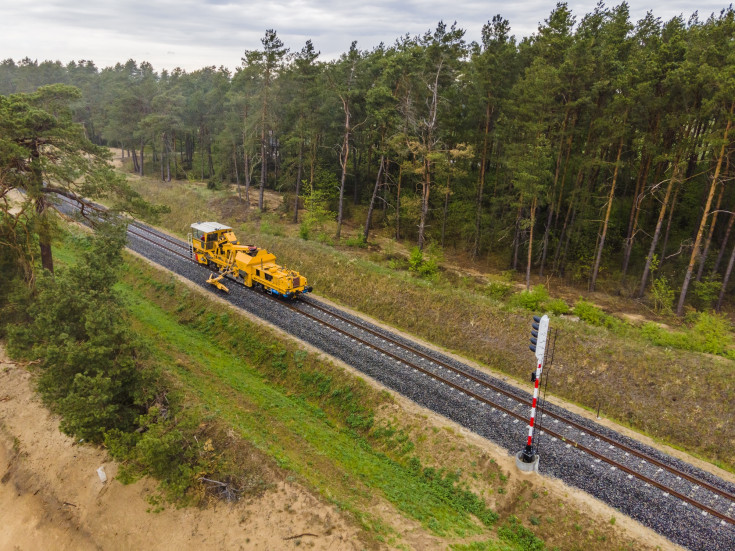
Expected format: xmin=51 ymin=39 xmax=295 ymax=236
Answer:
xmin=188 ymin=221 xmax=312 ymax=298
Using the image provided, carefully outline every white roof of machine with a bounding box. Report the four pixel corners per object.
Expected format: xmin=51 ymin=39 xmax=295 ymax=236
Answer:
xmin=190 ymin=221 xmax=232 ymax=233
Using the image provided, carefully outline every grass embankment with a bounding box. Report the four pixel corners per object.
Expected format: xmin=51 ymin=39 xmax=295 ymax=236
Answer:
xmin=54 ymin=232 xmax=650 ymax=550
xmin=123 ymin=174 xmax=735 ymax=474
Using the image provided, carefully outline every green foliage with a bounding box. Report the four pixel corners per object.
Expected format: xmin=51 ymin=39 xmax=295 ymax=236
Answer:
xmin=509 ymin=285 xmax=549 ymax=311
xmin=485 ymin=281 xmax=514 ymax=300
xmin=497 ymin=515 xmax=545 ymax=551
xmin=688 ymin=312 xmax=734 ymax=357
xmin=650 ymin=276 xmax=675 ymax=315
xmin=258 ymin=214 xmax=285 ymax=237
xmin=408 ymin=246 xmax=439 ymax=279
xmin=345 ymin=233 xmax=368 ymax=248
xmin=407 ymin=457 xmax=499 ymax=529
xmin=544 ymin=298 xmax=570 ymax=316
xmin=303 ymin=168 xmax=337 ymax=232
xmin=691 ymin=277 xmax=721 ymax=311
xmin=641 ymin=312 xmax=734 ymax=358
xmin=573 ymin=299 xmax=612 ymax=328
xmin=298 ymin=222 xmax=310 ymax=240
xmin=8 ymin=224 xmax=153 ymax=442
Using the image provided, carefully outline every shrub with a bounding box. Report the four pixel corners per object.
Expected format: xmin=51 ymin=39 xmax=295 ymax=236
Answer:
xmin=691 ymin=277 xmax=721 ymax=311
xmin=688 ymin=312 xmax=733 ymax=356
xmin=573 ymin=299 xmax=608 ymax=326
xmin=485 ymin=281 xmax=513 ymax=300
xmin=650 ymin=276 xmax=674 ymax=314
xmin=409 ymin=247 xmax=424 ymax=272
xmin=259 ymin=216 xmax=284 ymax=237
xmin=299 ymin=222 xmax=310 ymax=240
xmin=9 ymin=224 xmax=152 ymax=442
xmin=497 ymin=515 xmax=545 ymax=551
xmin=510 ymin=285 xmax=549 ymax=311
xmin=544 ymin=298 xmax=570 ymax=316
xmin=408 ymin=247 xmax=439 ymax=279
xmin=345 ymin=233 xmax=368 ymax=248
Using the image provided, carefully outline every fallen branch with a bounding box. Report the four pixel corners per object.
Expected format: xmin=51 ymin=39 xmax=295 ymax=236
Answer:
xmin=283 ymin=533 xmax=319 ymax=540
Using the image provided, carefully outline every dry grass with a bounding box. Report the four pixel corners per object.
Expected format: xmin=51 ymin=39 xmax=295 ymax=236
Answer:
xmin=124 ymin=173 xmax=735 ymax=473
xmin=118 ymin=244 xmax=665 ymax=551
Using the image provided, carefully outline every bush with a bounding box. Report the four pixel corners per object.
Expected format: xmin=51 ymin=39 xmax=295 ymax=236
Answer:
xmin=497 ymin=515 xmax=545 ymax=550
xmin=573 ymin=299 xmax=609 ymax=327
xmin=259 ymin=215 xmax=285 ymax=237
xmin=544 ymin=298 xmax=570 ymax=316
xmin=8 ymin=224 xmax=153 ymax=442
xmin=345 ymin=233 xmax=368 ymax=248
xmin=640 ymin=313 xmax=734 ymax=358
xmin=691 ymin=277 xmax=721 ymax=311
xmin=408 ymin=247 xmax=439 ymax=279
xmin=650 ymin=276 xmax=674 ymax=314
xmin=688 ymin=312 xmax=733 ymax=356
xmin=299 ymin=222 xmax=310 ymax=240
xmin=485 ymin=281 xmax=513 ymax=300
xmin=510 ymin=285 xmax=549 ymax=311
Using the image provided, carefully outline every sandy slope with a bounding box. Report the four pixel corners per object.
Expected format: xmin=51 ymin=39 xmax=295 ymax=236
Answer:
xmin=0 ymin=348 xmax=366 ymax=551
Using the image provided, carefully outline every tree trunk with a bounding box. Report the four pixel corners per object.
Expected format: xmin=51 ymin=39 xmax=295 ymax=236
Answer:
xmin=696 ymin=181 xmax=724 ymax=281
xmin=712 ymin=198 xmax=735 ymax=275
xmin=441 ymin=174 xmax=450 ymax=248
xmin=638 ymin=163 xmax=680 ymax=297
xmin=621 ymin=154 xmax=652 ymax=278
xmin=244 ymin=151 xmax=251 ymax=207
xmin=364 ymin=155 xmax=384 ymax=241
xmin=590 ymin=137 xmax=624 ymax=292
xmin=677 ymin=104 xmax=733 ymax=316
xmin=716 ymin=241 xmax=735 ymax=312
xmin=139 ymin=140 xmax=145 ymax=176
xmin=395 ymin=164 xmax=402 ymax=241
xmin=352 ymin=139 xmax=360 ymax=205
xmin=233 ymin=145 xmax=241 ymax=200
xmin=526 ymin=196 xmax=537 ymax=290
xmin=35 ymin=195 xmax=53 ymax=273
xmin=472 ymin=102 xmax=493 ymax=259
xmin=659 ymin=186 xmax=679 ymax=263
xmin=293 ymin=139 xmax=303 ymax=223
xmin=539 ymin=110 xmax=571 ymax=276
xmin=552 ymin=166 xmax=584 ymax=273
xmin=336 ymin=95 xmax=351 ymax=240
xmin=512 ymin=201 xmax=524 ymax=272
xmin=418 ymin=161 xmax=431 ymax=250
xmin=259 ymin=129 xmax=267 ymax=211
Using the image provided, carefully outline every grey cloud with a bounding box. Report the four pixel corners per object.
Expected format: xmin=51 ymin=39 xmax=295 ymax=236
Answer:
xmin=0 ymin=0 xmax=730 ymax=72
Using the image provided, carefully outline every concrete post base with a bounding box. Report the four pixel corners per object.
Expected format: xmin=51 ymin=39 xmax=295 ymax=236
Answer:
xmin=515 ymin=451 xmax=539 ymax=474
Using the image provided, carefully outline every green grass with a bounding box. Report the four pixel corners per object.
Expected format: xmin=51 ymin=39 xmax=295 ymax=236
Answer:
xmin=39 ymin=218 xmax=674 ymax=550
xmin=120 ymin=174 xmax=735 ymax=472
xmin=116 ymin=264 xmax=492 ymax=537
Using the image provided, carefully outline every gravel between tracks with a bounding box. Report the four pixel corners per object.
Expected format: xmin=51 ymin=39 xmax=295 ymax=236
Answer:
xmin=120 ymin=225 xmax=734 ymax=551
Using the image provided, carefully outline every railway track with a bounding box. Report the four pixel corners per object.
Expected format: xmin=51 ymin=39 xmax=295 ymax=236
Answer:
xmin=55 ymin=195 xmax=735 ymax=549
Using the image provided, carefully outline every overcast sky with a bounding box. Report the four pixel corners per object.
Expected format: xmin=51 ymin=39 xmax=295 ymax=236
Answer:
xmin=1 ymin=1 xmax=730 ymax=73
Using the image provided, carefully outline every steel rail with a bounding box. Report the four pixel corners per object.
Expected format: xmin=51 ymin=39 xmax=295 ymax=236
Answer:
xmin=58 ymin=197 xmax=735 ymax=525
xmin=300 ymin=298 xmax=735 ymax=506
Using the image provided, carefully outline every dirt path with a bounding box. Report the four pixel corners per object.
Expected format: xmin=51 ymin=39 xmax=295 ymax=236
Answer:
xmin=0 ymin=348 xmax=365 ymax=551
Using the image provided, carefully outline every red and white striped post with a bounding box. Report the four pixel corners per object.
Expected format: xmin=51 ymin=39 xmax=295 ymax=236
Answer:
xmin=521 ymin=314 xmax=549 ymax=464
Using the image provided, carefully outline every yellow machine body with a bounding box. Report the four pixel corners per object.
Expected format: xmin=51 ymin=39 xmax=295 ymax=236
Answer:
xmin=189 ymin=222 xmax=311 ymax=299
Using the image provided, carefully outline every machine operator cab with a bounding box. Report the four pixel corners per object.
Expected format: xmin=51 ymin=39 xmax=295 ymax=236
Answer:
xmin=190 ymin=222 xmax=236 ymax=253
